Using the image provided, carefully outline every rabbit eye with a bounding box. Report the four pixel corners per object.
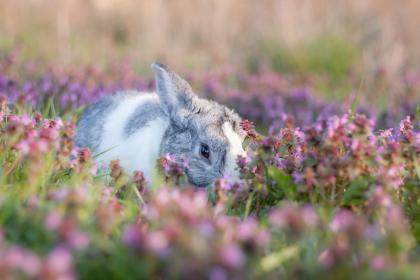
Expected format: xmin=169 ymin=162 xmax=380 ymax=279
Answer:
xmin=200 ymin=144 xmax=210 ymax=160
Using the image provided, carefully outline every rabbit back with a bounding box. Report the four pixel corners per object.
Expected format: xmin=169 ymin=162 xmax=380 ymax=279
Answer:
xmin=76 ymin=91 xmax=169 ymax=180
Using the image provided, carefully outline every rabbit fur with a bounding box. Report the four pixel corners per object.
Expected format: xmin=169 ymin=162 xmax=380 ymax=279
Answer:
xmin=75 ymin=63 xmax=246 ymax=187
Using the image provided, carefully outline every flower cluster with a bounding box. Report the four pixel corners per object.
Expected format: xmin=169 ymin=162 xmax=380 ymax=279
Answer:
xmin=123 ymin=188 xmax=270 ymax=278
xmin=0 ymin=55 xmax=418 ymax=279
xmin=159 ymin=154 xmax=189 ymax=185
xmin=232 ymin=112 xmax=418 ymax=211
xmin=0 ymin=241 xmax=75 ymax=280
xmin=317 ymin=205 xmax=413 ymax=272
xmin=0 ymin=96 xmax=96 ymax=187
xmin=1 ymin=53 xmax=417 ymax=131
xmin=266 ymin=202 xmax=414 ymax=277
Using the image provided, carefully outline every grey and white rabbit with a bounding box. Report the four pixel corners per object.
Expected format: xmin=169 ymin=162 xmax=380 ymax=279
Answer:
xmin=75 ymin=63 xmax=246 ymax=187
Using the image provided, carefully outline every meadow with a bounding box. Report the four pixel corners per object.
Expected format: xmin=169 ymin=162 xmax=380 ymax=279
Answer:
xmin=0 ymin=0 xmax=419 ymax=279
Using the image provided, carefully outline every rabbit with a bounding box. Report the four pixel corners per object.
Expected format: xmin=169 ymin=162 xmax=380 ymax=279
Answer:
xmin=75 ymin=62 xmax=247 ymax=187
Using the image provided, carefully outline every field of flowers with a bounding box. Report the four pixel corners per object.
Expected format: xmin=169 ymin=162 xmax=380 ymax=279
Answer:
xmin=0 ymin=50 xmax=419 ymax=279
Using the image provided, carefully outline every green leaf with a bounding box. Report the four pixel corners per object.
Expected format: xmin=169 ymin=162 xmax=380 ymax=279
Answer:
xmin=342 ymin=179 xmax=370 ymax=206
xmin=268 ymin=167 xmax=298 ymax=200
xmin=260 ymin=245 xmax=299 ymax=272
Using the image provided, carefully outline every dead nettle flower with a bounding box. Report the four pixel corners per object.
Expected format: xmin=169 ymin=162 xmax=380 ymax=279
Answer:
xmin=381 ymin=204 xmax=412 ymax=235
xmin=72 ymin=147 xmax=97 ymax=175
xmin=0 ymin=57 xmax=414 ymax=130
xmin=0 ymin=245 xmax=43 ymax=278
xmin=399 ymin=116 xmax=414 ymax=143
xmin=376 ymin=140 xmax=406 ymax=189
xmin=95 ymin=188 xmax=124 ymax=235
xmin=212 ymin=177 xmax=246 ymax=212
xmin=396 ymin=116 xmax=419 ymax=176
xmin=236 ymin=154 xmax=251 ymax=174
xmin=377 ymin=163 xmax=405 ymax=189
xmin=273 ymin=126 xmax=305 ymax=172
xmin=329 ymin=210 xmax=368 ymax=249
xmin=6 ymin=112 xmax=74 ymax=172
xmin=27 ymin=195 xmax=40 ymax=210
xmin=318 ymin=245 xmax=348 ymax=269
xmin=123 ymin=187 xmax=269 ymax=273
xmin=47 ymin=184 xmax=88 ymax=206
xmin=44 ymin=212 xmax=63 ymax=231
xmin=150 ymin=188 xmax=209 ymax=221
xmin=160 ymin=154 xmax=189 ymax=185
xmin=0 ymin=94 xmax=10 ymax=119
xmin=367 ymin=185 xmax=392 ymax=209
xmin=122 ymin=224 xmax=144 ymax=249
xmin=235 ymin=151 xmax=262 ymax=181
xmin=212 ymin=179 xmax=232 ymax=212
xmin=8 ymin=114 xmax=65 ymax=159
xmin=293 ymin=167 xmax=316 ymax=191
xmin=370 ymin=255 xmax=388 ymax=271
xmin=318 ymin=211 xmax=368 ymax=269
xmin=143 ymin=230 xmax=170 ymax=256
xmin=281 ymin=113 xmax=296 ymax=130
xmin=44 ymin=213 xmax=90 ymax=251
xmin=240 ymin=119 xmax=260 ymax=141
xmin=76 ymin=147 xmax=91 ymax=164
xmin=319 ymin=203 xmax=413 ymax=270
xmin=14 ymin=138 xmax=49 ymax=156
xmin=269 ymin=203 xmax=318 ymax=234
xmin=278 ymin=113 xmax=404 ymax=199
xmin=66 ymin=230 xmax=90 ymax=251
xmin=33 ymin=111 xmax=43 ymax=124
xmin=58 ymin=121 xmax=76 ymax=159
xmin=218 ymin=244 xmax=245 ymax=269
xmin=110 ymin=159 xmax=124 ymax=181
xmin=132 ymin=171 xmax=147 ymax=194
xmin=209 ymin=266 xmax=228 ymax=280
xmin=41 ymin=246 xmax=75 ymax=280
xmin=4 ymin=117 xmax=21 ymax=135
xmin=352 ymin=114 xmax=374 ymax=135
xmin=0 ymin=243 xmax=76 ymax=280
xmin=236 ymin=217 xmax=271 ymax=248
xmin=215 ymin=175 xmax=243 ymax=193
xmin=40 ymin=125 xmax=60 ymax=142
xmin=261 ymin=134 xmax=281 ymax=151
xmin=52 ymin=216 xmax=90 ymax=250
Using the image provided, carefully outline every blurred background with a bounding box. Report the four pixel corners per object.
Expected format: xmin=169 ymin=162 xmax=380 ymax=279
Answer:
xmin=1 ymin=0 xmax=419 ymax=105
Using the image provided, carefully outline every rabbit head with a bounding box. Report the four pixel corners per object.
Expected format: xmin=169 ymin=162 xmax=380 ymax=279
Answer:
xmin=153 ymin=63 xmax=246 ymax=187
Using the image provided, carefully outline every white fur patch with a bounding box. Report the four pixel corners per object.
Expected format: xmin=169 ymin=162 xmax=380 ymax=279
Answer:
xmin=96 ymin=92 xmax=169 ymax=182
xmin=222 ymin=122 xmax=246 ymax=181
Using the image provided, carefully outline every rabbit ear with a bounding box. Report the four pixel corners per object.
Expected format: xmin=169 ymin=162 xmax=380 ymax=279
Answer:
xmin=152 ymin=62 xmax=195 ymax=122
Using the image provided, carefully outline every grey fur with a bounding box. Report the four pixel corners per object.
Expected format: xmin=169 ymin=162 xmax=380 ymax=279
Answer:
xmin=159 ymin=102 xmax=241 ymax=186
xmin=76 ymin=62 xmax=245 ymax=187
xmin=153 ymin=62 xmax=243 ymax=186
xmin=152 ymin=62 xmax=196 ymax=124
xmin=124 ymin=100 xmax=164 ymax=136
xmin=75 ymin=95 xmax=117 ymax=151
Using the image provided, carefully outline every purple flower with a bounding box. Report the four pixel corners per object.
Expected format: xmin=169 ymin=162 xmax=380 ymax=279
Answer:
xmin=371 ymin=256 xmax=386 ymax=271
xmin=219 ymin=245 xmax=245 ymax=269
xmin=330 ymin=210 xmax=355 ymax=232
xmin=236 ymin=218 xmax=258 ymax=241
xmin=122 ymin=225 xmax=143 ymax=248
xmin=44 ymin=212 xmax=63 ymax=230
xmin=67 ymin=231 xmax=90 ymax=250
xmin=44 ymin=246 xmax=74 ymax=279
xmin=145 ymin=231 xmax=169 ymax=255
xmin=209 ymin=266 xmax=227 ymax=280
